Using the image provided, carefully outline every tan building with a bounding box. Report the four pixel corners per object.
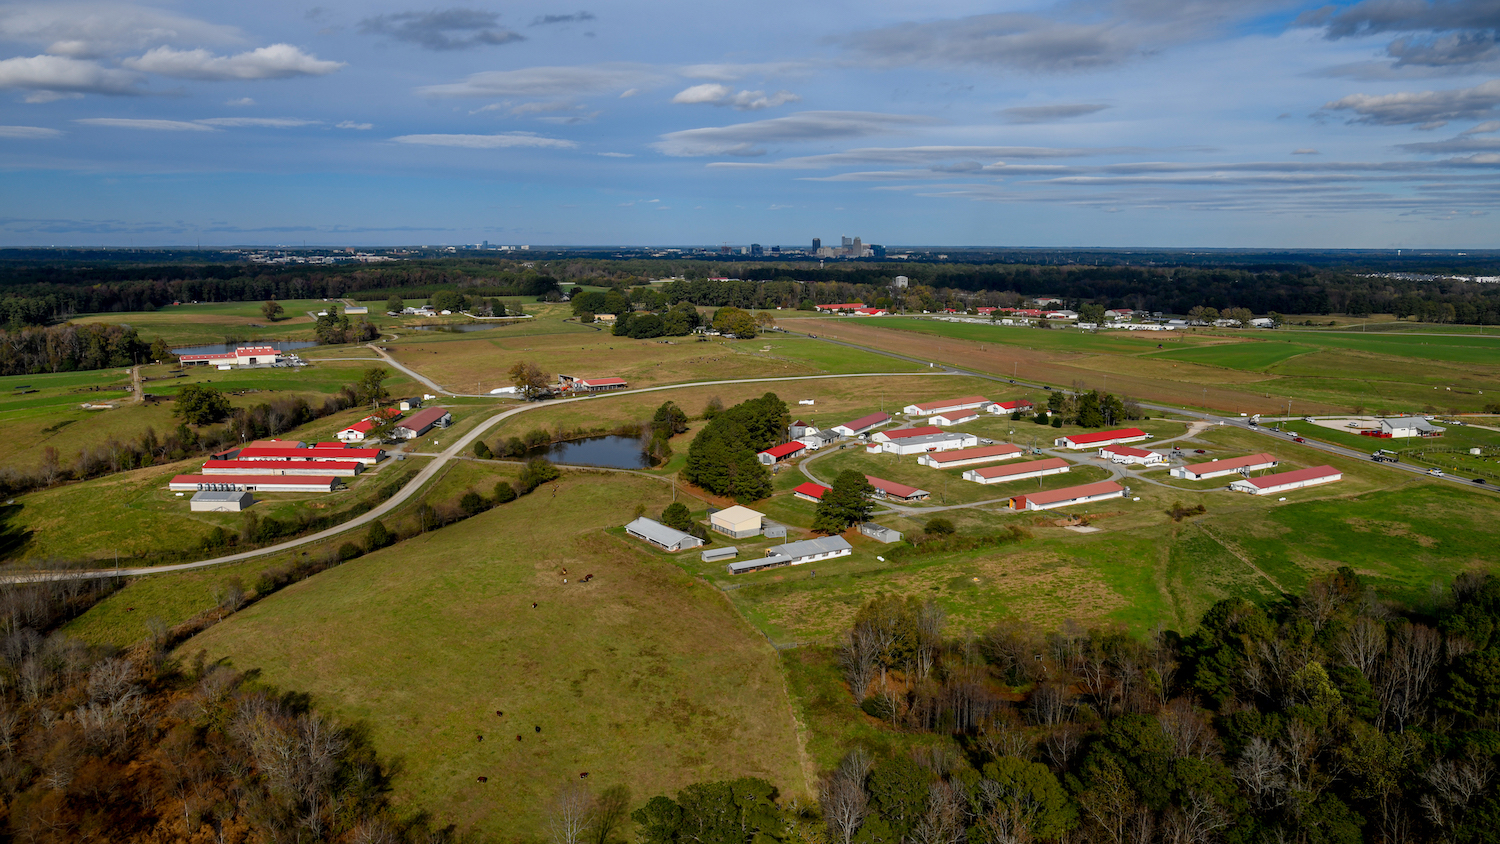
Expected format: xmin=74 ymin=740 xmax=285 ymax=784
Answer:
xmin=710 ymin=505 xmax=765 ymax=539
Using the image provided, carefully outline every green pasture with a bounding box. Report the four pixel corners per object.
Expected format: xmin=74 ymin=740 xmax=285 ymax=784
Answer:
xmin=1149 ymin=341 xmax=1315 ymax=371
xmin=181 ymin=473 xmax=808 ymax=838
xmin=843 ymin=317 xmax=1180 ymax=355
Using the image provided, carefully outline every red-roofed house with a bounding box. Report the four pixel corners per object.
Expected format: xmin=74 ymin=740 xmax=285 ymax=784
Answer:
xmin=793 ymin=482 xmax=830 ymax=502
xmin=1054 ymin=428 xmax=1149 ymax=449
xmin=864 ymin=475 xmax=929 ymax=502
xmin=853 ymin=307 xmax=888 ymax=316
xmin=757 ymin=441 xmax=807 ymax=465
xmin=1010 ymin=480 xmax=1123 ymax=511
xmin=1229 ymin=465 xmax=1341 ymax=495
xmin=179 ymin=345 xmax=284 ymax=367
xmin=902 ymin=396 xmax=991 ymax=417
xmin=1099 ymin=445 xmax=1166 ymax=466
xmin=986 ymin=399 xmax=1035 ymax=414
xmin=964 ymin=457 xmax=1070 ymax=484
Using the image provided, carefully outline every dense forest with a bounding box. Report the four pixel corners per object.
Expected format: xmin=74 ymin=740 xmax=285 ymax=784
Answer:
xmin=3 ymin=252 xmax=1498 ymax=328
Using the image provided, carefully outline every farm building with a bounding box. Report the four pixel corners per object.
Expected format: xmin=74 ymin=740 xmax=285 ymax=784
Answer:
xmin=201 ymin=460 xmax=364 ymax=477
xmin=701 ymin=546 xmax=737 ymax=563
xmin=710 ymin=505 xmax=765 ymax=539
xmin=729 ymin=535 xmax=853 ymax=574
xmin=394 ymin=407 xmax=453 ymax=439
xmin=189 ymin=490 xmax=254 ymax=512
xmin=918 ymin=444 xmax=1023 ymax=468
xmin=1099 ymin=446 xmax=1166 ymax=466
xmin=932 ymin=412 xmax=980 ymax=427
xmin=865 ymin=475 xmax=930 ymax=502
xmin=1171 ymin=452 xmax=1278 ymax=480
xmin=1054 ymin=428 xmax=1149 ymax=450
xmin=1230 ymin=465 xmax=1342 ymax=495
xmin=813 ymin=303 xmax=866 ymax=313
xmin=336 ymin=419 xmax=380 ymax=442
xmin=1009 ymin=480 xmax=1123 ymax=511
xmin=964 ymin=457 xmax=1070 ymax=484
xmin=831 ymin=412 xmax=891 ymax=437
xmin=624 ymin=517 xmax=705 ymax=552
xmin=1379 ymin=417 xmax=1445 ymax=438
xmin=877 ymin=431 xmax=979 ymax=455
xmin=169 ymin=475 xmax=339 ymax=493
xmin=757 ymin=442 xmax=806 ymax=465
xmin=986 ymin=399 xmax=1034 ymax=414
xmin=788 ymin=420 xmax=817 ymax=438
xmin=873 ymin=425 xmax=944 ymax=443
xmin=232 ymin=445 xmax=385 ymax=465
xmin=179 ymin=345 xmax=283 ymax=367
xmin=558 ymin=374 xmax=628 ymax=393
xmin=902 ymin=396 xmax=991 ymax=417
xmin=793 ymin=482 xmax=830 ymax=502
xmin=859 ymin=523 xmax=903 ymax=543
xmin=397 ymin=397 xmax=423 ymax=411
xmin=799 ymin=430 xmax=840 ymax=450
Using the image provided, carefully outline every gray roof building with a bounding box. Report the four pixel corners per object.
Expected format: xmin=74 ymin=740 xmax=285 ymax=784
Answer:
xmin=625 ymin=517 xmax=704 ymax=552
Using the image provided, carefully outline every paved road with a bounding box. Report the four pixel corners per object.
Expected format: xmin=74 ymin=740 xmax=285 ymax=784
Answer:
xmin=782 ymin=324 xmax=1500 ymax=494
xmin=7 ymin=369 xmax=952 ymax=582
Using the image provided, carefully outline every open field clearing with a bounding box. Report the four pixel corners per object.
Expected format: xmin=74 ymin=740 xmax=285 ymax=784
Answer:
xmin=1147 ymin=340 xmax=1317 ymax=370
xmin=183 ymin=473 xmax=807 ymax=839
xmin=71 ymin=299 xmax=337 ymax=346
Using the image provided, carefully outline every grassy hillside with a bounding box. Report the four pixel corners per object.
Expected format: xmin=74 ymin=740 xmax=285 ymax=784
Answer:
xmin=180 ymin=473 xmax=808 ymax=839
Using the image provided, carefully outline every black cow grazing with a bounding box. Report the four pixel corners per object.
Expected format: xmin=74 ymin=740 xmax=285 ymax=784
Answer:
xmin=477 ymin=776 xmax=488 ymax=783
xmin=496 ymin=710 xmax=502 ymax=716
xmin=535 ymin=726 xmax=541 ymax=733
xmin=477 ymin=735 xmax=483 ymax=742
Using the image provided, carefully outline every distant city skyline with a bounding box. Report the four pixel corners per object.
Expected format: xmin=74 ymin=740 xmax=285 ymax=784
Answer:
xmin=2 ymin=0 xmax=1499 ymax=248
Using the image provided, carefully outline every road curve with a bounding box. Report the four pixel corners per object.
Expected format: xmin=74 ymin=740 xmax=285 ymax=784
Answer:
xmin=6 ymin=369 xmax=953 ymax=582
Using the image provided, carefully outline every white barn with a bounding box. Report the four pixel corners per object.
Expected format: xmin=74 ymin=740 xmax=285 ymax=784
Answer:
xmin=1230 ymin=465 xmax=1342 ymax=495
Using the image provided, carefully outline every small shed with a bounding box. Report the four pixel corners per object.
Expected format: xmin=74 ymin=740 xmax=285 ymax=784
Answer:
xmin=710 ymin=505 xmax=765 ymax=539
xmin=859 ymin=523 xmax=903 ymax=543
xmin=762 ymin=521 xmax=788 ymax=539
xmin=701 ymin=546 xmax=738 ymax=563
xmin=190 ymin=490 xmax=254 ymax=512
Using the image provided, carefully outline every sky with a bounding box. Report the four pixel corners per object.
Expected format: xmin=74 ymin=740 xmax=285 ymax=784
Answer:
xmin=1 ymin=0 xmax=1500 ymax=248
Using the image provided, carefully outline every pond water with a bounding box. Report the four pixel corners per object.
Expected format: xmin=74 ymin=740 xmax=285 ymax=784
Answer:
xmin=171 ymin=340 xmax=319 ymax=356
xmin=408 ymin=323 xmax=504 ymax=333
xmin=522 ymin=435 xmax=652 ymax=469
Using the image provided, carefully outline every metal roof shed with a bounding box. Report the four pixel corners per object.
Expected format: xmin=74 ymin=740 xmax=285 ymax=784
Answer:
xmin=624 ymin=517 xmax=704 ymax=552
xmin=701 ymin=546 xmax=738 ymax=562
xmin=190 ymin=490 xmax=254 ymax=512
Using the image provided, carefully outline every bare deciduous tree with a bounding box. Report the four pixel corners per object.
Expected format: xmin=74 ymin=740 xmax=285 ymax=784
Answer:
xmin=547 ymin=780 xmax=595 ymax=844
xmin=1158 ymin=699 xmax=1217 ymax=761
xmin=822 ymin=749 xmax=871 ymax=844
xmin=977 ymin=709 xmax=1034 ymax=761
xmin=1235 ymin=737 xmax=1286 ymax=811
xmin=910 ymin=780 xmax=969 ymax=844
xmin=1335 ymin=616 xmax=1387 ymax=680
xmin=839 ymin=623 xmax=881 ymax=701
xmin=1378 ymin=623 xmax=1442 ymax=730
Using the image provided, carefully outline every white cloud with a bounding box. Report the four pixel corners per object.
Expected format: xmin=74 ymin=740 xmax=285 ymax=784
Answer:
xmin=1292 ymin=148 xmax=1320 ymax=155
xmin=656 ymin=111 xmax=935 ymax=157
xmin=75 ymin=118 xmax=216 ymax=131
xmin=706 ymin=144 xmax=1129 ymax=170
xmin=0 ymin=125 xmax=62 ymax=139
xmin=1000 ymin=103 xmax=1110 ymax=124
xmin=124 ymin=44 xmax=344 ymax=81
xmin=1462 ymin=121 xmax=1500 ymax=135
xmin=672 ymin=83 xmax=731 ymax=104
xmin=196 ymin=117 xmax=319 ymax=128
xmin=0 ymin=3 xmax=241 ymax=58
xmin=1322 ymin=79 xmax=1500 ymax=128
xmin=598 ymin=152 xmax=632 ymax=157
xmin=390 ymin=132 xmax=577 ymax=149
xmin=337 ymin=121 xmax=374 ymax=130
xmin=619 ymin=88 xmax=640 ymax=98
xmin=0 ymin=54 xmax=142 ymax=99
xmin=225 ymin=97 xmax=256 ymax=106
xmin=418 ymin=63 xmax=662 ymax=98
xmin=672 ymin=83 xmax=800 ymax=110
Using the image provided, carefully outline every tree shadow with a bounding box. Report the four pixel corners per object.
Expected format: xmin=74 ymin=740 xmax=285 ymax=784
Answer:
xmin=0 ymin=503 xmax=35 ymax=562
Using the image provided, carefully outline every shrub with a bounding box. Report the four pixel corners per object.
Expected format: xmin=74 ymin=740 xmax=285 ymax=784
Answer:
xmin=366 ymin=520 xmax=394 ymax=550
xmin=493 ymin=481 xmax=517 ymax=503
xmin=338 ymin=542 xmax=363 ymax=561
xmin=1051 ymin=416 xmax=1063 ymax=428
xmin=924 ymin=517 xmax=955 ymax=536
xmin=1033 ymin=411 xmax=1049 ymax=425
xmin=473 ymin=440 xmax=492 ymax=460
xmin=661 ymin=501 xmax=694 ymax=531
xmin=1166 ymin=502 xmax=1207 ymax=522
xmin=517 ymin=457 xmax=561 ymax=494
xmin=860 ymin=695 xmax=894 ymax=720
xmin=459 ymin=490 xmax=487 ymax=517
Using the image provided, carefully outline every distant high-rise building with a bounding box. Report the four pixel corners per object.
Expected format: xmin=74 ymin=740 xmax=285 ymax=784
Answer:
xmin=812 ymin=238 xmax=821 ymax=250
xmin=750 ymin=243 xmax=763 ymax=256
xmin=873 ymin=245 xmax=887 ymax=259
xmin=842 ymin=236 xmax=854 ymax=247
xmin=771 ymin=246 xmax=781 ymax=255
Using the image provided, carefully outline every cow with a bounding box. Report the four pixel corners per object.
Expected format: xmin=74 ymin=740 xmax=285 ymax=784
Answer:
xmin=535 ymin=726 xmax=541 ymax=733
xmin=582 ymin=574 xmax=594 ymax=583
xmin=478 ymin=776 xmax=488 ymax=783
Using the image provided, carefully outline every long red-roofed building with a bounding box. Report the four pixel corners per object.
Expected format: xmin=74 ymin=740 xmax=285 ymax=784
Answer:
xmin=1171 ymin=453 xmax=1279 ymax=480
xmin=757 ymin=441 xmax=807 ymax=465
xmin=1009 ymin=480 xmax=1123 ymax=511
xmin=918 ymin=444 xmax=1023 ymax=468
xmin=872 ymin=425 xmax=944 ymax=443
xmin=170 ymin=474 xmax=340 ymax=493
xmin=793 ymin=482 xmax=830 ymax=502
xmin=902 ymin=396 xmax=991 ymax=416
xmin=864 ymin=475 xmax=929 ymax=502
xmin=201 ymin=460 xmax=364 ymax=477
xmin=831 ymin=412 xmax=890 ymax=437
xmin=964 ymin=457 xmax=1070 ymax=484
xmin=232 ymin=445 xmax=384 ymax=465
xmin=1229 ymin=465 xmax=1341 ymax=495
xmin=1053 ymin=428 xmax=1149 ymax=449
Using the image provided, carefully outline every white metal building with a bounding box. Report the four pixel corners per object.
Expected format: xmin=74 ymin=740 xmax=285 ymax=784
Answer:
xmin=1171 ymin=452 xmax=1278 ymax=480
xmin=728 ymin=535 xmax=853 ymax=574
xmin=710 ymin=506 xmax=765 ymax=539
xmin=964 ymin=457 xmax=1070 ymax=484
xmin=624 ymin=517 xmax=705 ymax=551
xmin=1230 ymin=465 xmax=1342 ymax=495
xmin=1099 ymin=446 xmax=1166 ymax=466
xmin=918 ymin=444 xmax=1023 ymax=468
xmin=902 ymin=396 xmax=991 ymax=417
xmin=877 ymin=431 xmax=979 ymax=455
xmin=190 ymin=490 xmax=254 ymax=512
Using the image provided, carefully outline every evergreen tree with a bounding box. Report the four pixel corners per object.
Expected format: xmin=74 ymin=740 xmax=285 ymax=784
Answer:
xmin=813 ymin=470 xmax=874 ymax=533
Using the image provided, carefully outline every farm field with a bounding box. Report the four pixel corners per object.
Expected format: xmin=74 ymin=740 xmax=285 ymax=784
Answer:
xmin=71 ymin=299 xmax=337 ymax=347
xmin=182 ymin=473 xmax=808 ymax=839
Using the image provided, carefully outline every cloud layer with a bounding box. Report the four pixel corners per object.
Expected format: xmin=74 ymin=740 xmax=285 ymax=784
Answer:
xmin=357 ymin=9 xmax=523 ymax=50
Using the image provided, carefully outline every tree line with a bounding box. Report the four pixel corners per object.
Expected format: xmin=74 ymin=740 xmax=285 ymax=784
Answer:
xmin=681 ymin=393 xmax=788 ymax=502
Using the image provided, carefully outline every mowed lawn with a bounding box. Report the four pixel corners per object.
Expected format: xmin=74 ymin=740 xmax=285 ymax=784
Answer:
xmin=182 ymin=473 xmax=808 ymax=838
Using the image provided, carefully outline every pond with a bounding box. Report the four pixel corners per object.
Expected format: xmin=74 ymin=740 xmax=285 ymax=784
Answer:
xmin=522 ymin=435 xmax=652 ymax=469
xmin=407 ymin=323 xmax=504 ymax=333
xmin=172 ymin=340 xmax=319 ymax=356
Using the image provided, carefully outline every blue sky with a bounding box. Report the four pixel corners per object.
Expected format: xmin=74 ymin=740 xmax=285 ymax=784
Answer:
xmin=2 ymin=0 xmax=1499 ymax=248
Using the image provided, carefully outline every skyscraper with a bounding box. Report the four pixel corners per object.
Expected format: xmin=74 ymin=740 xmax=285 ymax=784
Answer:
xmin=812 ymin=238 xmax=821 ymax=251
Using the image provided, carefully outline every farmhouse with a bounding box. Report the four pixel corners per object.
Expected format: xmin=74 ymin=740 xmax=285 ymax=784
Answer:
xmin=876 ymin=430 xmax=979 ymax=455
xmin=393 ymin=406 xmax=453 ymax=439
xmin=902 ymin=396 xmax=990 ymax=417
xmin=757 ymin=442 xmax=806 ymax=465
xmin=169 ymin=474 xmax=339 ymax=493
xmin=729 ymin=535 xmax=853 ymax=574
xmin=918 ymin=444 xmax=1023 ymax=468
xmin=710 ymin=505 xmax=765 ymax=539
xmin=1171 ymin=452 xmax=1278 ymax=480
xmin=624 ymin=517 xmax=705 ymax=552
xmin=932 ymin=412 xmax=980 ymax=427
xmin=558 ymin=374 xmax=629 ymax=393
xmin=201 ymin=459 xmax=364 ymax=477
xmin=233 ymin=445 xmax=385 ymax=465
xmin=813 ymin=303 xmax=866 ymax=313
xmin=865 ymin=475 xmax=930 ymax=502
xmin=1100 ymin=446 xmax=1166 ymax=466
xmin=964 ymin=457 xmax=1070 ymax=484
xmin=1054 ymin=428 xmax=1149 ymax=449
xmin=179 ymin=345 xmax=283 ymax=367
xmin=987 ymin=400 xmax=1034 ymax=415
xmin=793 ymin=482 xmax=830 ymax=502
xmin=1230 ymin=465 xmax=1342 ymax=495
xmin=1010 ymin=480 xmax=1123 ymax=511
xmin=831 ymin=412 xmax=890 ymax=437
xmin=189 ymin=490 xmax=254 ymax=512
xmin=1379 ymin=417 xmax=1445 ymax=438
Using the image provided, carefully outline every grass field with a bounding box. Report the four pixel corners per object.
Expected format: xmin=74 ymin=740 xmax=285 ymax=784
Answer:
xmin=182 ymin=473 xmax=808 ymax=839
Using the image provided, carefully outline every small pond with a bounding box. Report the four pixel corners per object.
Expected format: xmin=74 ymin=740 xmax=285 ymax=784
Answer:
xmin=522 ymin=435 xmax=652 ymax=469
xmin=172 ymin=340 xmax=319 ymax=356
